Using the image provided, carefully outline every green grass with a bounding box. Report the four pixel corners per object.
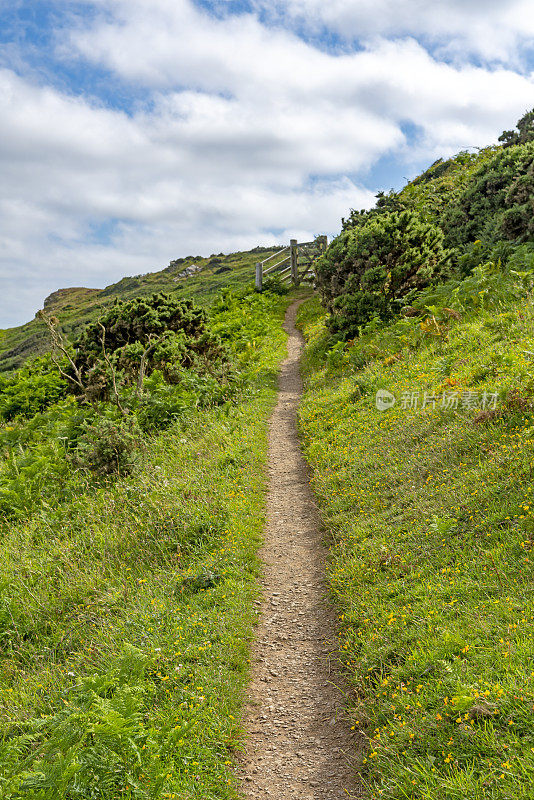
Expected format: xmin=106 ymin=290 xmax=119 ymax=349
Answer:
xmin=297 ymin=295 xmax=534 ymax=799
xmin=0 ymin=297 xmax=288 ymax=798
xmin=0 ymin=247 xmax=282 ymax=372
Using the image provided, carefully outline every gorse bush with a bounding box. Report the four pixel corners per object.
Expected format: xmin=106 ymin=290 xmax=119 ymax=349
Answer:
xmin=442 ymin=140 xmax=534 ymax=249
xmin=68 ymin=293 xmax=227 ymax=404
xmin=72 ymin=414 xmax=143 ymax=476
xmin=316 ymin=209 xmax=451 ymax=336
xmin=0 ymin=287 xmax=283 ymax=520
xmin=319 ymin=108 xmax=534 ymax=339
xmin=498 ymin=107 xmax=534 ymax=148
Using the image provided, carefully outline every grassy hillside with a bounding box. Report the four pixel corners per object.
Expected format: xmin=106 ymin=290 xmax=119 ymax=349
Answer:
xmin=0 ymin=286 xmax=290 ymax=799
xmin=293 ymin=108 xmax=534 ymax=800
xmin=0 ymin=246 xmax=281 ymax=372
xmin=297 ymin=276 xmax=534 ymax=798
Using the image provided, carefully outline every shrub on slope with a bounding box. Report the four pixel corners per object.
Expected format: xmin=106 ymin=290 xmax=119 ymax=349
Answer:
xmin=316 ymin=209 xmax=451 ymax=336
xmin=319 ymin=109 xmax=534 ymax=339
xmin=442 ymin=140 xmax=534 ymax=249
xmin=0 ymin=288 xmax=283 ymax=520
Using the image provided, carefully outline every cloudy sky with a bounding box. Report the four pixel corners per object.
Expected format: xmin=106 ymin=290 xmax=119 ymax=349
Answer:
xmin=0 ymin=1 xmax=533 ymax=327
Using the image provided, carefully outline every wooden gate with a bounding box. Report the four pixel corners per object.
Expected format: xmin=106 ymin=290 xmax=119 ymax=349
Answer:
xmin=255 ymin=236 xmax=328 ymax=291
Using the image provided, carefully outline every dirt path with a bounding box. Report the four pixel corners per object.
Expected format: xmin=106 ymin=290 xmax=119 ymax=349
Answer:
xmin=239 ymin=301 xmax=362 ymax=799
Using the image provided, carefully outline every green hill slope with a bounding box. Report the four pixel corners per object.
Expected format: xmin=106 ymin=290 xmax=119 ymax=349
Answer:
xmin=0 ymin=277 xmax=291 ymax=798
xmin=298 ymin=285 xmax=534 ymax=798
xmin=0 ymin=246 xmax=281 ymax=372
xmin=295 ymin=107 xmax=534 ymax=800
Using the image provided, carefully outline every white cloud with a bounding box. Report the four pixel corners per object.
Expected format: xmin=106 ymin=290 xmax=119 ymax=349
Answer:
xmin=65 ymin=1 xmax=534 ymax=156
xmin=0 ymin=0 xmax=533 ymax=326
xmin=253 ymin=0 xmax=534 ymax=65
xmin=0 ymin=65 xmax=375 ymax=327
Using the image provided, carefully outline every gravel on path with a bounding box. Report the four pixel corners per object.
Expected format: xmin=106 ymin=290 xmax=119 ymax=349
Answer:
xmin=238 ymin=300 xmax=364 ymax=799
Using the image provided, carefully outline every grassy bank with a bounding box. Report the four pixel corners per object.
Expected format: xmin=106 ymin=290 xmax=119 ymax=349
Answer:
xmin=297 ymin=296 xmax=534 ymax=799
xmin=0 ymin=298 xmax=287 ymax=799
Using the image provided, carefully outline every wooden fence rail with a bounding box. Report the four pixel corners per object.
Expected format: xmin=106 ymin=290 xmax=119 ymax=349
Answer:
xmin=255 ymin=236 xmax=328 ymax=291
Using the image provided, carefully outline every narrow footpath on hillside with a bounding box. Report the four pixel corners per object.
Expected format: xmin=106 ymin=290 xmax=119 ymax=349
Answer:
xmin=238 ymin=301 xmax=363 ymax=799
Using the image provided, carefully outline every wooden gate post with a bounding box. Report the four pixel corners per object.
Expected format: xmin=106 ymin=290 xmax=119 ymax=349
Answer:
xmin=255 ymin=262 xmax=263 ymax=292
xmin=290 ymin=239 xmax=298 ymax=286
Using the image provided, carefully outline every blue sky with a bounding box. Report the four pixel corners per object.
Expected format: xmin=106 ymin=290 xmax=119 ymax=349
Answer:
xmin=0 ymin=0 xmax=533 ymax=326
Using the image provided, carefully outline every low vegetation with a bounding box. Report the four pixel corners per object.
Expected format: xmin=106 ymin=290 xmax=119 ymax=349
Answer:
xmin=298 ymin=273 xmax=534 ymax=798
